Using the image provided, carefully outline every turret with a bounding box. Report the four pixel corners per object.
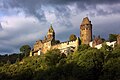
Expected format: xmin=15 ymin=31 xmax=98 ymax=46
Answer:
xmin=80 ymin=17 xmax=92 ymax=44
xmin=47 ymin=24 xmax=55 ymax=41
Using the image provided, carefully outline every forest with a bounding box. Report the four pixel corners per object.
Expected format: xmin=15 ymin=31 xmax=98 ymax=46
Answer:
xmin=0 ymin=43 xmax=120 ymax=80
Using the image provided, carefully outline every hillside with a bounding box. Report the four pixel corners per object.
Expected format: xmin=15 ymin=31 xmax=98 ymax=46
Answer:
xmin=0 ymin=44 xmax=120 ymax=80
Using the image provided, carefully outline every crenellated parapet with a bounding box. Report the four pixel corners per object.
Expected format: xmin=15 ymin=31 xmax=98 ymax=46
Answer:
xmin=51 ymin=37 xmax=80 ymax=55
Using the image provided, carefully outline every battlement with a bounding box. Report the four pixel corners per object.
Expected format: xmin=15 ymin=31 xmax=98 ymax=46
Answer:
xmin=52 ymin=38 xmax=79 ymax=50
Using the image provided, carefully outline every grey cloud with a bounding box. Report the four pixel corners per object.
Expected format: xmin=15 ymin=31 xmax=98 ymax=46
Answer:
xmin=0 ymin=17 xmax=49 ymax=54
xmin=0 ymin=48 xmax=14 ymax=54
xmin=53 ymin=6 xmax=73 ymax=27
xmin=1 ymin=0 xmax=120 ymax=21
xmin=0 ymin=39 xmax=34 ymax=54
xmin=92 ymin=16 xmax=120 ymax=39
xmin=0 ymin=0 xmax=120 ymax=54
xmin=1 ymin=0 xmax=46 ymax=21
xmin=0 ymin=23 xmax=3 ymax=31
xmin=56 ymin=27 xmax=80 ymax=41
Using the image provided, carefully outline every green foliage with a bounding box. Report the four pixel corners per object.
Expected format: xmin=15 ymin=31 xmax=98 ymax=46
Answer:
xmin=77 ymin=44 xmax=90 ymax=51
xmin=0 ymin=53 xmax=24 ymax=66
xmin=109 ymin=34 xmax=118 ymax=42
xmin=52 ymin=40 xmax=60 ymax=45
xmin=69 ymin=34 xmax=77 ymax=41
xmin=0 ymin=46 xmax=120 ymax=80
xmin=20 ymin=45 xmax=31 ymax=57
xmin=45 ymin=49 xmax=66 ymax=67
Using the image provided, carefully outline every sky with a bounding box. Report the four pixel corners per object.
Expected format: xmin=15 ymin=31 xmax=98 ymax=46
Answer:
xmin=0 ymin=0 xmax=120 ymax=54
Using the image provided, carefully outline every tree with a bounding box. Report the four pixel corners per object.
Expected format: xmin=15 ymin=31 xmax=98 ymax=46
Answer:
xmin=1 ymin=43 xmax=120 ymax=80
xmin=77 ymin=44 xmax=90 ymax=51
xmin=45 ymin=49 xmax=66 ymax=67
xmin=109 ymin=34 xmax=118 ymax=42
xmin=20 ymin=45 xmax=31 ymax=57
xmin=76 ymin=49 xmax=104 ymax=80
xmin=69 ymin=34 xmax=77 ymax=41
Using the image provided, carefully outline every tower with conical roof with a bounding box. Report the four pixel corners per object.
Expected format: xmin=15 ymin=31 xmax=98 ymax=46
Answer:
xmin=47 ymin=24 xmax=55 ymax=41
xmin=80 ymin=17 xmax=92 ymax=44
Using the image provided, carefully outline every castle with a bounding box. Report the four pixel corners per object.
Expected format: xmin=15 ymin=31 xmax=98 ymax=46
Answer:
xmin=30 ymin=17 xmax=120 ymax=56
xmin=30 ymin=17 xmax=92 ymax=56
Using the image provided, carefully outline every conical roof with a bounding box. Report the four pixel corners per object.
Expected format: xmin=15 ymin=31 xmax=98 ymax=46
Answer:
xmin=81 ymin=17 xmax=91 ymax=25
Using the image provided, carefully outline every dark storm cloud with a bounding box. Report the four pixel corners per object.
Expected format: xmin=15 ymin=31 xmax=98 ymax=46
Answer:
xmin=1 ymin=0 xmax=46 ymax=21
xmin=0 ymin=23 xmax=3 ymax=31
xmin=48 ymin=0 xmax=120 ymax=5
xmin=1 ymin=0 xmax=120 ymax=21
xmin=53 ymin=5 xmax=73 ymax=27
xmin=0 ymin=48 xmax=14 ymax=54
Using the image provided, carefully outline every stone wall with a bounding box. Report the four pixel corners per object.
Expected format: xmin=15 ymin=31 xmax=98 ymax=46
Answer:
xmin=89 ymin=41 xmax=116 ymax=49
xmin=51 ymin=38 xmax=79 ymax=54
xmin=80 ymin=17 xmax=92 ymax=45
xmin=33 ymin=40 xmax=43 ymax=51
xmin=80 ymin=27 xmax=92 ymax=44
xmin=117 ymin=35 xmax=120 ymax=45
xmin=33 ymin=40 xmax=52 ymax=55
xmin=42 ymin=41 xmax=52 ymax=54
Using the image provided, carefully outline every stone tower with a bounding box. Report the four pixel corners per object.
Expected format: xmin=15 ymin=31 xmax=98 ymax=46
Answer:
xmin=80 ymin=17 xmax=92 ymax=44
xmin=117 ymin=34 xmax=120 ymax=45
xmin=47 ymin=24 xmax=55 ymax=41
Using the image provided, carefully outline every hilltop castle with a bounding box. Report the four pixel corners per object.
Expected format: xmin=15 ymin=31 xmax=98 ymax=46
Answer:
xmin=30 ymin=17 xmax=120 ymax=56
xmin=30 ymin=17 xmax=92 ymax=56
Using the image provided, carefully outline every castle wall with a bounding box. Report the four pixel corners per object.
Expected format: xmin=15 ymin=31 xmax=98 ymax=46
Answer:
xmin=34 ymin=52 xmax=39 ymax=56
xmin=42 ymin=41 xmax=52 ymax=54
xmin=32 ymin=37 xmax=80 ymax=56
xmin=51 ymin=39 xmax=79 ymax=54
xmin=106 ymin=41 xmax=116 ymax=47
xmin=34 ymin=40 xmax=43 ymax=51
xmin=89 ymin=41 xmax=116 ymax=49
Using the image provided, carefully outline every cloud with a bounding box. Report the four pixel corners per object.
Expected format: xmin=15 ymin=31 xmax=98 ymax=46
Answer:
xmin=0 ymin=23 xmax=3 ymax=31
xmin=91 ymin=14 xmax=120 ymax=39
xmin=0 ymin=15 xmax=49 ymax=54
xmin=1 ymin=0 xmax=120 ymax=20
xmin=0 ymin=0 xmax=120 ymax=29
xmin=0 ymin=0 xmax=120 ymax=54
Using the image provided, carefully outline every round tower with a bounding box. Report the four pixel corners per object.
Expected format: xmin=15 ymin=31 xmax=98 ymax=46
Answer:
xmin=47 ymin=24 xmax=55 ymax=41
xmin=80 ymin=17 xmax=92 ymax=44
xmin=117 ymin=34 xmax=120 ymax=45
